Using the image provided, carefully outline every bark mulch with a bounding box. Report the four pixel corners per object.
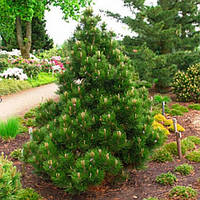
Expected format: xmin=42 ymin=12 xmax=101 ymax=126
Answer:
xmin=0 ymin=110 xmax=200 ymax=200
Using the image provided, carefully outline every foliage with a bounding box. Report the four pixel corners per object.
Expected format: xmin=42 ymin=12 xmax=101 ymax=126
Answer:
xmin=0 ymin=154 xmax=21 ymax=199
xmin=181 ymin=138 xmax=195 ymax=151
xmin=186 ymin=136 xmax=200 ymax=145
xmin=24 ymin=109 xmax=36 ymax=119
xmin=174 ymin=164 xmax=194 ymax=176
xmin=153 ymin=95 xmax=171 ymax=105
xmin=10 ymin=148 xmax=23 ymax=160
xmin=152 ymin=121 xmax=170 ymax=136
xmin=0 ymin=0 xmax=92 ymax=58
xmin=0 ymin=79 xmax=32 ymax=95
xmin=186 ymin=151 xmax=200 ymax=162
xmin=188 ymin=104 xmax=200 ymax=111
xmin=27 ymin=72 xmax=57 ymax=87
xmin=0 ymin=58 xmax=12 ymax=72
xmin=0 ymin=154 xmax=41 ymax=200
xmin=169 ymin=186 xmax=197 ymax=200
xmin=18 ymin=63 xmax=41 ymax=79
xmin=1 ymin=17 xmax=54 ymax=52
xmin=152 ymin=148 xmax=173 ymax=163
xmin=166 ymin=104 xmax=189 ymax=116
xmin=156 ymin=172 xmax=177 ymax=186
xmin=164 ymin=142 xmax=186 ymax=156
xmin=0 ymin=117 xmax=20 ymax=140
xmin=172 ymin=63 xmax=200 ymax=102
xmin=23 ymin=9 xmax=165 ymax=194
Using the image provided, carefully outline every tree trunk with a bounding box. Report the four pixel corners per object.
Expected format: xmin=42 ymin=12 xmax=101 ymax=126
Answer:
xmin=16 ymin=16 xmax=32 ymax=59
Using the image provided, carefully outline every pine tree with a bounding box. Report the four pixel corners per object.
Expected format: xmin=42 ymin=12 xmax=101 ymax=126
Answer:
xmin=23 ymin=8 xmax=164 ymax=194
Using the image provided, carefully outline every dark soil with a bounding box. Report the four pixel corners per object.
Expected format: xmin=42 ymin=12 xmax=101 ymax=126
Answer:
xmin=0 ymin=110 xmax=200 ymax=200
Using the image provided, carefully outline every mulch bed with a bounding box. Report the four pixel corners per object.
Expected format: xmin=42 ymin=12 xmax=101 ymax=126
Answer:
xmin=0 ymin=110 xmax=200 ymax=200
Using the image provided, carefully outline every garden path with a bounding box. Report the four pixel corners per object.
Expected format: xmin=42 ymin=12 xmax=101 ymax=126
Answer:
xmin=0 ymin=83 xmax=59 ymax=121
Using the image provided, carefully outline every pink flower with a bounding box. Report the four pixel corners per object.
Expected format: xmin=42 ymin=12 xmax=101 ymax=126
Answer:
xmin=133 ymin=49 xmax=138 ymax=53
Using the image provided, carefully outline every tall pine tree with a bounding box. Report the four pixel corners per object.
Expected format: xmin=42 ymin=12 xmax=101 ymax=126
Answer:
xmin=23 ymin=8 xmax=164 ymax=194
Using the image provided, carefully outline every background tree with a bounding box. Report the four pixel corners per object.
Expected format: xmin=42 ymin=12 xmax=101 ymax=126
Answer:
xmin=107 ymin=0 xmax=200 ymax=90
xmin=1 ymin=17 xmax=53 ymax=52
xmin=0 ymin=0 xmax=92 ymax=58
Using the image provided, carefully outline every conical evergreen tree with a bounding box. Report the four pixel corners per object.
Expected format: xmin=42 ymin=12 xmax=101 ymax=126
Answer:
xmin=23 ymin=8 xmax=164 ymax=194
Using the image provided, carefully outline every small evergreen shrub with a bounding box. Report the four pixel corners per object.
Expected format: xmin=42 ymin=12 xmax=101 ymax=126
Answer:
xmin=169 ymin=186 xmax=197 ymax=199
xmin=188 ymin=103 xmax=200 ymax=110
xmin=164 ymin=142 xmax=186 ymax=156
xmin=152 ymin=148 xmax=173 ymax=162
xmin=181 ymin=138 xmax=195 ymax=151
xmin=186 ymin=151 xmax=200 ymax=162
xmin=0 ymin=117 xmax=20 ymax=140
xmin=186 ymin=136 xmax=200 ymax=145
xmin=172 ymin=63 xmax=200 ymax=102
xmin=156 ymin=172 xmax=177 ymax=185
xmin=153 ymin=95 xmax=171 ymax=105
xmin=0 ymin=154 xmax=41 ymax=200
xmin=174 ymin=164 xmax=194 ymax=175
xmin=23 ymin=8 xmax=165 ymax=194
xmin=166 ymin=104 xmax=189 ymax=116
xmin=10 ymin=148 xmax=23 ymax=160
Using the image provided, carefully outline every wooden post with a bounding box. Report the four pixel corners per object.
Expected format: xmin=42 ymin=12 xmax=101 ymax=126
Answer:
xmin=162 ymin=101 xmax=165 ymax=116
xmin=173 ymin=118 xmax=182 ymax=159
xmin=150 ymin=96 xmax=153 ymax=112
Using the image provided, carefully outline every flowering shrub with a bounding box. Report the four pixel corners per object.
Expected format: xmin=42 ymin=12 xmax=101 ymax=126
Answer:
xmin=0 ymin=68 xmax=28 ymax=80
xmin=172 ymin=63 xmax=200 ymax=102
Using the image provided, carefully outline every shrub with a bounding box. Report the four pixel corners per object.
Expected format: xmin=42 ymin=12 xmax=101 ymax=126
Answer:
xmin=181 ymin=138 xmax=195 ymax=151
xmin=174 ymin=164 xmax=194 ymax=175
xmin=172 ymin=63 xmax=200 ymax=102
xmin=0 ymin=154 xmax=41 ymax=200
xmin=152 ymin=148 xmax=173 ymax=162
xmin=186 ymin=136 xmax=200 ymax=145
xmin=152 ymin=121 xmax=170 ymax=135
xmin=156 ymin=172 xmax=177 ymax=185
xmin=169 ymin=186 xmax=197 ymax=199
xmin=0 ymin=154 xmax=21 ymax=199
xmin=18 ymin=63 xmax=41 ymax=79
xmin=186 ymin=151 xmax=200 ymax=162
xmin=0 ymin=117 xmax=20 ymax=140
xmin=23 ymin=8 xmax=165 ymax=194
xmin=0 ymin=79 xmax=32 ymax=95
xmin=164 ymin=142 xmax=186 ymax=156
xmin=10 ymin=148 xmax=23 ymax=160
xmin=166 ymin=104 xmax=189 ymax=116
xmin=188 ymin=103 xmax=200 ymax=110
xmin=153 ymin=95 xmax=171 ymax=105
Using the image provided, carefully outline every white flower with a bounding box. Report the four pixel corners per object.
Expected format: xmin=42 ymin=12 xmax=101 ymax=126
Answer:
xmin=0 ymin=67 xmax=28 ymax=80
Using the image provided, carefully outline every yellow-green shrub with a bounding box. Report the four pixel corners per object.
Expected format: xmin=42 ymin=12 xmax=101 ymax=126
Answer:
xmin=172 ymin=63 xmax=200 ymax=102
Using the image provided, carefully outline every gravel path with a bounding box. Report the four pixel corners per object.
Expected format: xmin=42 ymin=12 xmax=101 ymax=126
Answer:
xmin=0 ymin=83 xmax=59 ymax=121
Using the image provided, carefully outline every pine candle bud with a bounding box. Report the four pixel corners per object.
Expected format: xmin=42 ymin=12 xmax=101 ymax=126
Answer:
xmin=77 ymin=172 xmax=81 ymax=179
xmin=115 ymin=159 xmax=118 ymax=165
xmin=98 ymin=70 xmax=100 ymax=76
xmin=91 ymin=45 xmax=93 ymax=51
xmin=81 ymin=112 xmax=86 ymax=119
xmin=50 ymin=132 xmax=53 ymax=138
xmin=92 ymin=116 xmax=95 ymax=122
xmin=72 ymin=98 xmax=77 ymax=105
xmin=48 ymin=160 xmax=53 ymax=165
xmin=97 ymin=51 xmax=100 ymax=57
xmin=132 ymin=99 xmax=137 ymax=104
xmin=78 ymin=86 xmax=80 ymax=93
xmin=56 ymin=173 xmax=60 ymax=177
xmin=63 ymin=115 xmax=66 ymax=120
xmin=54 ymin=119 xmax=56 ymax=123
xmin=64 ymin=153 xmax=68 ymax=158
xmin=81 ymin=160 xmax=85 ymax=167
xmin=104 ymin=98 xmax=108 ymax=104
xmin=117 ymin=131 xmax=122 ymax=137
xmin=64 ymin=91 xmax=68 ymax=96
xmin=80 ymin=52 xmax=82 ymax=58
xmin=90 ymin=151 xmax=95 ymax=157
xmin=106 ymin=153 xmax=110 ymax=160
xmin=71 ymin=50 xmax=74 ymax=55
xmin=98 ymin=149 xmax=102 ymax=155
xmin=108 ymin=114 xmax=111 ymax=119
xmin=96 ymin=169 xmax=99 ymax=175
xmin=44 ymin=143 xmax=48 ymax=148
xmin=76 ymin=41 xmax=81 ymax=45
xmin=47 ymin=124 xmax=50 ymax=129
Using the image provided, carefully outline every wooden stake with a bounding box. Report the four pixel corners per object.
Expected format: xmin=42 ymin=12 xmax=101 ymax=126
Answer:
xmin=173 ymin=118 xmax=182 ymax=159
xmin=162 ymin=101 xmax=165 ymax=116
